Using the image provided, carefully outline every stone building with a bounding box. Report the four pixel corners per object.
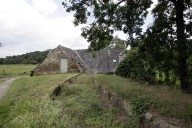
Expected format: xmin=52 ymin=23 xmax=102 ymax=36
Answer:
xmin=33 ymin=45 xmax=123 ymax=75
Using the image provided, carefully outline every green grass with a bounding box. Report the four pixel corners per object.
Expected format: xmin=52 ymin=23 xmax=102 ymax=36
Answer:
xmin=0 ymin=73 xmax=77 ymax=127
xmin=1 ymin=73 xmax=192 ymax=127
xmin=0 ymin=64 xmax=36 ymax=78
xmin=0 ymin=74 xmax=130 ymax=128
xmin=96 ymin=74 xmax=192 ymax=123
xmin=56 ymin=75 xmax=130 ymax=128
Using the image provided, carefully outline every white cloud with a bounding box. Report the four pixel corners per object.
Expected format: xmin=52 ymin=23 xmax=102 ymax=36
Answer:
xmin=32 ymin=0 xmax=57 ymax=15
xmin=0 ymin=0 xmax=88 ymax=58
xmin=0 ymin=0 xmax=157 ymax=58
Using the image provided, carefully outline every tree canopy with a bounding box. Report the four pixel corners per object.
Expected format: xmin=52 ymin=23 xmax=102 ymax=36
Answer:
xmin=0 ymin=50 xmax=49 ymax=65
xmin=62 ymin=0 xmax=192 ymax=90
xmin=62 ymin=0 xmax=152 ymax=50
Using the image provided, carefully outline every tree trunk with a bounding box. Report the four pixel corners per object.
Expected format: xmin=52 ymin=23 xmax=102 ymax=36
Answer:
xmin=176 ymin=0 xmax=189 ymax=90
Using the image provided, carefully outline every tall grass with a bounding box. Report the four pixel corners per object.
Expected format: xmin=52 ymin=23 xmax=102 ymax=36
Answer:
xmin=1 ymin=73 xmax=191 ymax=127
xmin=56 ymin=75 xmax=130 ymax=127
xmin=0 ymin=73 xmax=77 ymax=127
xmin=96 ymin=74 xmax=192 ymax=122
xmin=0 ymin=74 xmax=130 ymax=128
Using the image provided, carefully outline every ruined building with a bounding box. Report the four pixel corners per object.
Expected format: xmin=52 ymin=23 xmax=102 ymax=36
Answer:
xmin=33 ymin=45 xmax=123 ymax=75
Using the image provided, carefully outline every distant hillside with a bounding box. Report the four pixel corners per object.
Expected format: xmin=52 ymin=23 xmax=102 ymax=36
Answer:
xmin=0 ymin=50 xmax=50 ymax=64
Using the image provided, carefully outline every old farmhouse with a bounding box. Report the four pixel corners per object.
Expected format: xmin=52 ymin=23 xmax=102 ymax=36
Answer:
xmin=33 ymin=45 xmax=123 ymax=75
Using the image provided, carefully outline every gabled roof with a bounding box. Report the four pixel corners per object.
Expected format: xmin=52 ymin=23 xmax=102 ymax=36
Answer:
xmin=34 ymin=45 xmax=123 ymax=74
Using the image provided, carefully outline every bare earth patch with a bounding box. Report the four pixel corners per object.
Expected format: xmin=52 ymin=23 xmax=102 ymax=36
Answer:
xmin=0 ymin=78 xmax=17 ymax=100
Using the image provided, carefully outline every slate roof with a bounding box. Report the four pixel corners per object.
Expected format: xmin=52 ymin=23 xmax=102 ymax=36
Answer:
xmin=76 ymin=48 xmax=123 ymax=73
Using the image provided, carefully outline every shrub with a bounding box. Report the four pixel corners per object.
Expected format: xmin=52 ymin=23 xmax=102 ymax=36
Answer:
xmin=115 ymin=49 xmax=156 ymax=82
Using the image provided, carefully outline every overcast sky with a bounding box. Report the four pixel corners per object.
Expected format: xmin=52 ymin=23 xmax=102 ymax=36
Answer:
xmin=0 ymin=0 xmax=157 ymax=58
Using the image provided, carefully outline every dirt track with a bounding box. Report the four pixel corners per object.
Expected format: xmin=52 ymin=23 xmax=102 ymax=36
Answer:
xmin=0 ymin=78 xmax=17 ymax=100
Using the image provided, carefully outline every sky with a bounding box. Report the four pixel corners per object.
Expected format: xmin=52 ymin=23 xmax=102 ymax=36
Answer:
xmin=0 ymin=0 xmax=157 ymax=58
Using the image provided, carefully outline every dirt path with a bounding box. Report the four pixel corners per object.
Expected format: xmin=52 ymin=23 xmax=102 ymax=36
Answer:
xmin=0 ymin=77 xmax=17 ymax=100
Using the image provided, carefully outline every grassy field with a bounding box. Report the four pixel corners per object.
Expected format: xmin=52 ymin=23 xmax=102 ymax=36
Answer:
xmin=0 ymin=74 xmax=130 ymax=128
xmin=0 ymin=72 xmax=192 ymax=127
xmin=96 ymin=75 xmax=192 ymax=123
xmin=0 ymin=64 xmax=36 ymax=78
xmin=0 ymin=73 xmax=77 ymax=127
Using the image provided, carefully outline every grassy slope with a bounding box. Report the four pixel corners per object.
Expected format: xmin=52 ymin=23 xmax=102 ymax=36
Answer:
xmin=0 ymin=73 xmax=76 ymax=127
xmin=96 ymin=75 xmax=192 ymax=123
xmin=0 ymin=64 xmax=36 ymax=78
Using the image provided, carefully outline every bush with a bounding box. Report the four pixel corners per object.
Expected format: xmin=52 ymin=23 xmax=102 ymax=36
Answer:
xmin=115 ymin=49 xmax=156 ymax=83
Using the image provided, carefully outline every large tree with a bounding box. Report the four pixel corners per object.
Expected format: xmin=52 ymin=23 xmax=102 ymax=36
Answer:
xmin=170 ymin=0 xmax=191 ymax=90
xmin=62 ymin=0 xmax=191 ymax=90
xmin=143 ymin=0 xmax=191 ymax=89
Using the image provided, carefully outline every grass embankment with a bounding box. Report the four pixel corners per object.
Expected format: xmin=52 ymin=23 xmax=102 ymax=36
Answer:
xmin=0 ymin=73 xmax=77 ymax=127
xmin=56 ymin=75 xmax=130 ymax=127
xmin=0 ymin=64 xmax=36 ymax=78
xmin=96 ymin=75 xmax=192 ymax=123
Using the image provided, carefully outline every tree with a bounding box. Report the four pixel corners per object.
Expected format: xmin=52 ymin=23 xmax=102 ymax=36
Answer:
xmin=109 ymin=36 xmax=127 ymax=50
xmin=141 ymin=1 xmax=178 ymax=84
xmin=62 ymin=0 xmax=152 ymax=50
xmin=62 ymin=0 xmax=191 ymax=90
xmin=0 ymin=58 xmax=4 ymax=64
xmin=147 ymin=0 xmax=191 ymax=90
xmin=1 ymin=50 xmax=49 ymax=64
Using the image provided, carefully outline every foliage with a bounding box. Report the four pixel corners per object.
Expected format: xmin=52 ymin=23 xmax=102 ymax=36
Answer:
xmin=141 ymin=0 xmax=192 ymax=89
xmin=0 ymin=50 xmax=49 ymax=64
xmin=62 ymin=0 xmax=152 ymax=50
xmin=62 ymin=0 xmax=192 ymax=90
xmin=115 ymin=49 xmax=156 ymax=83
xmin=109 ymin=36 xmax=127 ymax=50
